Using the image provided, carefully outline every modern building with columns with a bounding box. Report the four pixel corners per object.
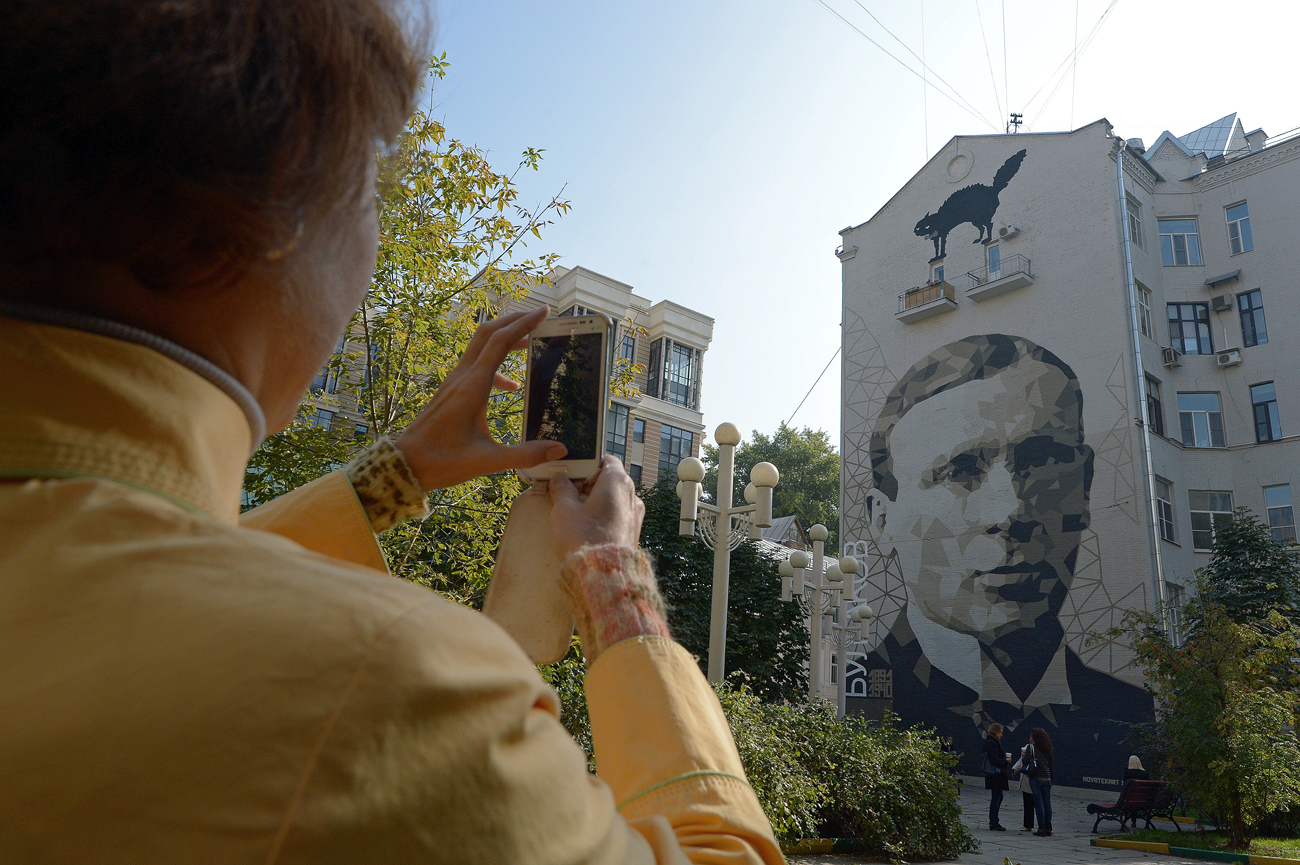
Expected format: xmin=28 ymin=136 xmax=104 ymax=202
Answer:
xmin=834 ymin=113 xmax=1300 ymax=788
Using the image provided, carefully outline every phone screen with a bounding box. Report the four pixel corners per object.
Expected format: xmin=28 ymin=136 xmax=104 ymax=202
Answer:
xmin=525 ymin=331 xmax=604 ymax=459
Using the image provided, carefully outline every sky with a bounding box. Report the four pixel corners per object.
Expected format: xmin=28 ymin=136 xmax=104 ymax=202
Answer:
xmin=426 ymin=0 xmax=1300 ymax=451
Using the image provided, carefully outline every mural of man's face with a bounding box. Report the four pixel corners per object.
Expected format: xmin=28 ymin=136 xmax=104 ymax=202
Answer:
xmin=874 ymin=360 xmax=1091 ymax=645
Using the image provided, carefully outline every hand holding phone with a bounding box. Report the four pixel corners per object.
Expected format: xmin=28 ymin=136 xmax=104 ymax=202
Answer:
xmin=393 ymin=307 xmax=566 ymax=490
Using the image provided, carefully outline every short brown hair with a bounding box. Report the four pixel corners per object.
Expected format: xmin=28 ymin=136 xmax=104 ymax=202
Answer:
xmin=987 ymin=723 xmax=1003 ymax=736
xmin=0 ymin=0 xmax=426 ymax=290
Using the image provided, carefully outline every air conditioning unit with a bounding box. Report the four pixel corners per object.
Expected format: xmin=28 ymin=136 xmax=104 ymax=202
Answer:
xmin=1217 ymin=349 xmax=1242 ymax=368
xmin=1162 ymin=347 xmax=1182 ymax=367
xmin=998 ymin=224 xmax=1021 ymax=240
xmin=1211 ymin=294 xmax=1233 ymax=313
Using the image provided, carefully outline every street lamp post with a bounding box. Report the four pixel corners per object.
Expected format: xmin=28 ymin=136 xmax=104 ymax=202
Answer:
xmin=778 ymin=527 xmax=869 ymax=712
xmin=675 ymin=422 xmax=780 ymax=684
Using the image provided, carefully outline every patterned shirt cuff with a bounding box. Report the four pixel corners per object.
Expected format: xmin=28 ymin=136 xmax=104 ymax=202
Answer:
xmin=342 ymin=437 xmax=431 ymax=533
xmin=559 ymin=544 xmax=672 ymax=662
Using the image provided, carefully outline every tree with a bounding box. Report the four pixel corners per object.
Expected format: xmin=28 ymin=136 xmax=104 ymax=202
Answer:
xmin=702 ymin=424 xmax=840 ymax=553
xmin=639 ymin=478 xmax=808 ymax=702
xmin=244 ymin=55 xmax=570 ymax=605
xmin=1191 ymin=506 xmax=1300 ymax=628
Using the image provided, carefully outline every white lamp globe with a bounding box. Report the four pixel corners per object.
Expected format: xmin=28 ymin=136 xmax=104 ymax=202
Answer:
xmin=714 ymin=422 xmax=742 ymax=446
xmin=676 ymin=457 xmax=706 ymax=483
xmin=778 ymin=560 xmax=794 ymax=577
xmin=789 ymin=550 xmax=811 ymax=570
xmin=750 ymin=462 xmax=779 ymax=488
xmin=839 ymin=555 xmax=859 ymax=575
xmin=744 ymin=482 xmax=757 ymax=504
xmin=808 ymin=524 xmax=829 ymax=542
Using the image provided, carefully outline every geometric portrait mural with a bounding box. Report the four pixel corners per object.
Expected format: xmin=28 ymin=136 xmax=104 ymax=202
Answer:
xmin=843 ymin=334 xmax=1154 ymax=787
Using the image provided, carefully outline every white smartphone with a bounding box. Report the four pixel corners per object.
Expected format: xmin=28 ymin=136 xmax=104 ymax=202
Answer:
xmin=520 ymin=313 xmax=612 ymax=481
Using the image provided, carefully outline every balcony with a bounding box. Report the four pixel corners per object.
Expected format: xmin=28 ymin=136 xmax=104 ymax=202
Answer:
xmin=896 ymin=281 xmax=957 ymax=323
xmin=965 ymin=254 xmax=1033 ymax=302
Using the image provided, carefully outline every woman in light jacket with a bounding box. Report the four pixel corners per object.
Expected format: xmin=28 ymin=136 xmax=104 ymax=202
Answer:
xmin=0 ymin=3 xmax=781 ymax=863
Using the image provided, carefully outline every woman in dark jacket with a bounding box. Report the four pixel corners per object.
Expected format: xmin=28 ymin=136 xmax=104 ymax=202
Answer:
xmin=1027 ymin=728 xmax=1055 ymax=836
xmin=983 ymin=723 xmax=1011 ymax=830
xmin=1124 ymin=755 xmax=1150 ymax=781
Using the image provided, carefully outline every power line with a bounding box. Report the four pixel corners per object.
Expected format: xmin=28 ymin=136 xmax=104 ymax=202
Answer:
xmin=1027 ymin=0 xmax=1119 ymax=131
xmin=1070 ymin=0 xmax=1079 ymax=129
xmin=813 ymin=0 xmax=999 ymax=131
xmin=849 ymin=0 xmax=998 ymax=133
xmin=785 ymin=346 xmax=841 ymax=427
xmin=1001 ymin=0 xmax=1008 ymax=119
xmin=974 ymin=0 xmax=1004 ymax=124
xmin=921 ymin=0 xmax=929 ymax=156
xmin=1022 ymin=0 xmax=1120 ymax=129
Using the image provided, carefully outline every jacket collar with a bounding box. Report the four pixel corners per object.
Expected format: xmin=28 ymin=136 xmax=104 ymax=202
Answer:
xmin=0 ymin=309 xmax=259 ymax=522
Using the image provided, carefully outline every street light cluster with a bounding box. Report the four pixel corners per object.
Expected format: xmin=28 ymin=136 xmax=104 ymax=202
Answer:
xmin=674 ymin=422 xmax=872 ymax=717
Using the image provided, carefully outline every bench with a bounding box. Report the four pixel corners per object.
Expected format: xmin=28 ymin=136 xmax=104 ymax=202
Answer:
xmin=1087 ymin=779 xmax=1182 ymax=833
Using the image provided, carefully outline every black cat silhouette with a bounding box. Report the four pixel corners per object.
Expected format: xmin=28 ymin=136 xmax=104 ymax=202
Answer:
xmin=914 ymin=149 xmax=1026 ymax=261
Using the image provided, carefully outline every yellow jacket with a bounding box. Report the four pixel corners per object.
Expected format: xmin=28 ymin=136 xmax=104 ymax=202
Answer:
xmin=0 ymin=314 xmax=781 ymax=865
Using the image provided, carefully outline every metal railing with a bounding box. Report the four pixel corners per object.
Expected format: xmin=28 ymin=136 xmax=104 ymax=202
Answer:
xmin=965 ymin=253 xmax=1031 ymax=289
xmin=898 ymin=280 xmax=955 ymax=313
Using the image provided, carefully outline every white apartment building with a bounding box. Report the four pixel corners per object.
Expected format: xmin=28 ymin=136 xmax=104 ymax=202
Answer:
xmin=504 ymin=265 xmax=713 ymax=486
xmin=835 ymin=113 xmax=1299 ymax=788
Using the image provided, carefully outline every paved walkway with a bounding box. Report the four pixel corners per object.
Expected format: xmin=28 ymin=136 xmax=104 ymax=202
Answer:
xmin=790 ymin=776 xmax=1201 ymax=865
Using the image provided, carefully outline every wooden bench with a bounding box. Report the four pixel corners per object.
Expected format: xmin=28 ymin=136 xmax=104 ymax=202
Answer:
xmin=1087 ymin=779 xmax=1182 ymax=833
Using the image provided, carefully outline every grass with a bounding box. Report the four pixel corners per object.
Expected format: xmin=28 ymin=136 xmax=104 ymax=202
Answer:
xmin=1110 ymin=828 xmax=1300 ymax=859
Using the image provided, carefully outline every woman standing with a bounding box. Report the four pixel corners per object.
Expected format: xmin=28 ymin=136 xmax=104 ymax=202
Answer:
xmin=983 ymin=723 xmax=1011 ymax=831
xmin=1012 ymin=744 xmax=1035 ymax=832
xmin=1027 ymin=728 xmax=1055 ymax=837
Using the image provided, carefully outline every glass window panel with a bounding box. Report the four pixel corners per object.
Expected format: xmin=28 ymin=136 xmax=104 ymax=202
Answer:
xmin=1180 ymin=413 xmax=1195 ymax=447
xmin=1192 ymin=413 xmax=1210 ymax=448
xmin=1160 ymin=219 xmax=1198 ymax=234
xmin=1178 ymin=393 xmax=1221 ymax=412
xmin=1160 ymin=235 xmax=1174 ymax=266
xmin=1189 ymin=491 xmax=1210 ymax=510
xmin=1173 ymin=235 xmax=1187 ymax=265
xmin=1266 ymin=485 xmax=1293 ymax=509
xmin=1239 ymin=218 xmax=1253 ymax=251
xmin=1208 ymin=492 xmax=1234 ymax=511
xmin=1186 ymin=234 xmax=1201 ymax=265
xmin=1251 ymin=382 xmax=1276 ymax=403
xmin=988 ymin=244 xmax=1000 ymax=273
xmin=1227 ymin=204 xmax=1249 ymax=222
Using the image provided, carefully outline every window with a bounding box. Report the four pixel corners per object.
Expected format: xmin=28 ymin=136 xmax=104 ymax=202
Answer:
xmin=1137 ymin=283 xmax=1153 ymax=338
xmin=1226 ymin=202 xmax=1253 ymax=255
xmin=1126 ymin=196 xmax=1144 ymax=248
xmin=658 ymin=424 xmax=694 ymax=479
xmin=1251 ymin=382 xmax=1282 ymax=443
xmin=930 ymin=262 xmax=945 ymax=284
xmin=629 ymin=464 xmax=642 ymax=485
xmin=1168 ymin=303 xmax=1212 ymax=355
xmin=986 ymin=243 xmax=1001 ymax=277
xmin=632 ymin=418 xmax=645 ymax=443
xmin=620 ymin=332 xmax=636 ymax=362
xmin=1178 ymin=393 xmax=1225 ymax=448
xmin=1159 ymin=219 xmax=1202 ymax=266
xmin=313 ymin=408 xmax=335 ymax=429
xmin=1265 ymin=485 xmax=1295 ymax=544
xmin=646 ymin=339 xmax=661 ymax=398
xmin=665 ymin=342 xmax=699 ymax=408
xmin=1145 ymin=376 xmax=1165 ymax=437
xmin=1238 ymin=290 xmax=1268 ymax=347
xmin=353 ymin=423 xmax=368 ymax=440
xmin=1188 ymin=490 xmax=1234 ymax=552
xmin=559 ymin=305 xmax=591 ymax=317
xmin=1154 ymin=478 xmax=1176 ymax=542
xmin=606 ymin=403 xmax=630 ymax=461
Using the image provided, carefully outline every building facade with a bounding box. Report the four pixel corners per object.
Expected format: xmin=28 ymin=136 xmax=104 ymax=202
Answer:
xmin=503 ymin=265 xmax=713 ymax=486
xmin=835 ymin=113 xmax=1300 ymax=788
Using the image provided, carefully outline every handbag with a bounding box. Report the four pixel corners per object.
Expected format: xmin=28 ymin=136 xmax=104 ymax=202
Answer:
xmin=980 ymin=753 xmax=1001 ymax=777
